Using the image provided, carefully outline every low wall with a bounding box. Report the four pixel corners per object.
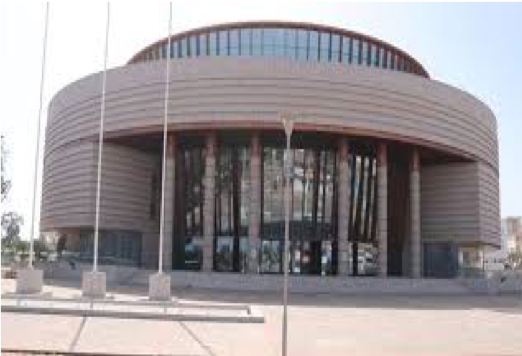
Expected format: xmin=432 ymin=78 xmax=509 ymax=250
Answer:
xmin=461 ymin=271 xmax=522 ymax=295
xmin=37 ymin=263 xmax=522 ymax=296
xmin=40 ymin=261 xmax=139 ymax=285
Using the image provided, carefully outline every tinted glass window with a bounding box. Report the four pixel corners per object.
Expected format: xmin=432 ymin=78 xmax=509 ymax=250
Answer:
xmin=308 ymin=30 xmax=319 ymax=61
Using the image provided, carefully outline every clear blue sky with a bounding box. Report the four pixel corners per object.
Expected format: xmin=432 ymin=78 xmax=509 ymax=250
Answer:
xmin=1 ymin=1 xmax=521 ymax=239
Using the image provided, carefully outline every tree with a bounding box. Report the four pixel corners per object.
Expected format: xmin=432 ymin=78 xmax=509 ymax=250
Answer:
xmin=1 ymin=135 xmax=11 ymax=203
xmin=507 ymin=250 xmax=522 ymax=270
xmin=0 ymin=176 xmax=11 ymax=203
xmin=1 ymin=211 xmax=24 ymax=247
xmin=1 ymin=135 xmax=24 ymax=251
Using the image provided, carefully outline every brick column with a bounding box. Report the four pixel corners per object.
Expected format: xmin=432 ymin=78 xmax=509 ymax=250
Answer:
xmin=377 ymin=143 xmax=388 ymax=277
xmin=161 ymin=133 xmax=175 ymax=271
xmin=410 ymin=147 xmax=422 ymax=278
xmin=248 ymin=134 xmax=261 ymax=273
xmin=202 ymin=133 xmax=216 ymax=272
xmin=337 ymin=139 xmax=350 ymax=276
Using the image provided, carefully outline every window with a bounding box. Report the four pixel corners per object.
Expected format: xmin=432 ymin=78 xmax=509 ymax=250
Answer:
xmin=239 ymin=28 xmax=251 ymax=55
xmin=161 ymin=43 xmax=167 ymax=59
xmin=189 ymin=36 xmax=197 ymax=57
xmin=331 ymin=34 xmax=341 ymax=62
xmin=199 ymin=33 xmax=208 ymax=56
xmin=229 ymin=29 xmax=240 ymax=55
xmin=342 ymin=36 xmax=351 ymax=63
xmin=263 ymin=28 xmax=277 ymax=56
xmin=180 ymin=38 xmax=187 ymax=58
xmin=370 ymin=44 xmax=378 ymax=67
xmin=361 ymin=41 xmax=368 ymax=65
xmin=286 ymin=28 xmax=298 ymax=59
xmin=352 ymin=38 xmax=360 ymax=64
xmin=215 ymin=146 xmax=250 ymax=272
xmin=308 ymin=30 xmax=319 ymax=61
xmin=273 ymin=28 xmax=285 ymax=57
xmin=219 ymin=30 xmax=228 ymax=55
xmin=252 ymin=28 xmax=263 ymax=56
xmin=379 ymin=47 xmax=385 ymax=68
xmin=170 ymin=40 xmax=178 ymax=58
xmin=174 ymin=146 xmax=205 ymax=270
xmin=79 ymin=229 xmax=142 ymax=267
xmin=261 ymin=146 xmax=339 ymax=275
xmin=319 ymin=32 xmax=330 ymax=62
xmin=209 ymin=32 xmax=218 ymax=55
xmin=296 ymin=29 xmax=308 ymax=60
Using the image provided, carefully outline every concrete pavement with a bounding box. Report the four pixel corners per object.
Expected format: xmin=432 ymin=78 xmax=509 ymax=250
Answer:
xmin=2 ymin=278 xmax=522 ymax=356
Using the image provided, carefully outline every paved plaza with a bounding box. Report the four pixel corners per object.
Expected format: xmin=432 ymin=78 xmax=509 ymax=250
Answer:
xmin=2 ymin=278 xmax=522 ymax=356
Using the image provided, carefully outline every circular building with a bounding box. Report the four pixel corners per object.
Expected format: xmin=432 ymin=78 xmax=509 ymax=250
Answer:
xmin=42 ymin=21 xmax=499 ymax=278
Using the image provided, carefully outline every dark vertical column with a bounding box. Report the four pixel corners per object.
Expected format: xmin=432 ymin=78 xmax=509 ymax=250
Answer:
xmin=336 ymin=139 xmax=350 ymax=276
xmin=162 ymin=133 xmax=176 ymax=270
xmin=202 ymin=133 xmax=216 ymax=272
xmin=410 ymin=147 xmax=421 ymax=278
xmin=232 ymin=149 xmax=240 ymax=272
xmin=248 ymin=134 xmax=261 ymax=273
xmin=377 ymin=143 xmax=388 ymax=277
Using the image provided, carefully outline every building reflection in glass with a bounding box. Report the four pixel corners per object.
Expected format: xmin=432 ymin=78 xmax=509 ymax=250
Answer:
xmin=173 ymin=133 xmax=378 ymax=275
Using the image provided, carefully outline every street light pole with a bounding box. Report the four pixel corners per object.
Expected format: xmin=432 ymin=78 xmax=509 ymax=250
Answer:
xmin=282 ymin=114 xmax=294 ymax=356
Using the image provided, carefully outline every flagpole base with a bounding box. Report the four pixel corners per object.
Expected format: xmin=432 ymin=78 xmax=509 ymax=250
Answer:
xmin=149 ymin=272 xmax=171 ymax=301
xmin=16 ymin=268 xmax=43 ymax=294
xmin=82 ymin=271 xmax=106 ymax=299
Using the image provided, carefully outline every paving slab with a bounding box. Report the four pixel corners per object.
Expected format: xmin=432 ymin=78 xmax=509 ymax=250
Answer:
xmin=2 ymin=278 xmax=522 ymax=356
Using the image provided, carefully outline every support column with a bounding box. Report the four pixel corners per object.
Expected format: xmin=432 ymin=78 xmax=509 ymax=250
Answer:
xmin=337 ymin=139 xmax=350 ymax=276
xmin=162 ymin=133 xmax=176 ymax=271
xmin=377 ymin=143 xmax=388 ymax=277
xmin=202 ymin=133 xmax=216 ymax=272
xmin=248 ymin=134 xmax=261 ymax=273
xmin=410 ymin=147 xmax=422 ymax=278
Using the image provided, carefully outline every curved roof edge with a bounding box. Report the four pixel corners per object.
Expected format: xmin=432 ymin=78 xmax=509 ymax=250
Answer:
xmin=127 ymin=20 xmax=429 ymax=78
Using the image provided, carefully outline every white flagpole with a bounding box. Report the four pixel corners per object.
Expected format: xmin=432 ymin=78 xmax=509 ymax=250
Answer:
xmin=28 ymin=2 xmax=50 ymax=268
xmin=158 ymin=2 xmax=173 ymax=274
xmin=93 ymin=2 xmax=110 ymax=272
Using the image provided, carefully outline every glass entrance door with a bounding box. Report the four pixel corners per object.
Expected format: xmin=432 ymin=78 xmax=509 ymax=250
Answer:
xmin=260 ymin=239 xmax=281 ymax=273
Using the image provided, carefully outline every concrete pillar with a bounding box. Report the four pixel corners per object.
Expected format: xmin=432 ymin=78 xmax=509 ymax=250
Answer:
xmin=16 ymin=268 xmax=43 ymax=294
xmin=248 ymin=134 xmax=261 ymax=273
xmin=82 ymin=270 xmax=106 ymax=298
xmin=202 ymin=133 xmax=216 ymax=272
xmin=410 ymin=147 xmax=422 ymax=278
xmin=337 ymin=139 xmax=350 ymax=276
xmin=161 ymin=133 xmax=176 ymax=271
xmin=377 ymin=143 xmax=388 ymax=277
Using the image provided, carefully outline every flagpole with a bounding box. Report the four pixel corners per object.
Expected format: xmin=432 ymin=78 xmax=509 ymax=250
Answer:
xmin=93 ymin=2 xmax=110 ymax=272
xmin=158 ymin=2 xmax=172 ymax=274
xmin=28 ymin=2 xmax=50 ymax=268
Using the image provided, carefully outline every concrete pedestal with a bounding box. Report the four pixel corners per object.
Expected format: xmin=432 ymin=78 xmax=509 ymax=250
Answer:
xmin=149 ymin=273 xmax=171 ymax=301
xmin=82 ymin=271 xmax=106 ymax=299
xmin=16 ymin=268 xmax=43 ymax=294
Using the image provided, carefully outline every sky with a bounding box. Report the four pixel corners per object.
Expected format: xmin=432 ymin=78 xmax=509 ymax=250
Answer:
xmin=1 ymin=1 xmax=521 ymax=240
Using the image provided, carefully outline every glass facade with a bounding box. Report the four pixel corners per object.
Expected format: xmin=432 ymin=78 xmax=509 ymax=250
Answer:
xmin=173 ymin=145 xmax=205 ymax=270
xmin=172 ymin=133 xmax=380 ymax=275
xmin=214 ymin=145 xmax=250 ymax=272
xmin=261 ymin=147 xmax=338 ymax=275
xmin=79 ymin=229 xmax=142 ymax=266
xmin=131 ymin=24 xmax=427 ymax=76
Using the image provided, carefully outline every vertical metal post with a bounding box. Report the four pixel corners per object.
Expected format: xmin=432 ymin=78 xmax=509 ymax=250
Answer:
xmin=282 ymin=115 xmax=294 ymax=356
xmin=158 ymin=2 xmax=172 ymax=273
xmin=28 ymin=2 xmax=50 ymax=268
xmin=93 ymin=2 xmax=110 ymax=272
